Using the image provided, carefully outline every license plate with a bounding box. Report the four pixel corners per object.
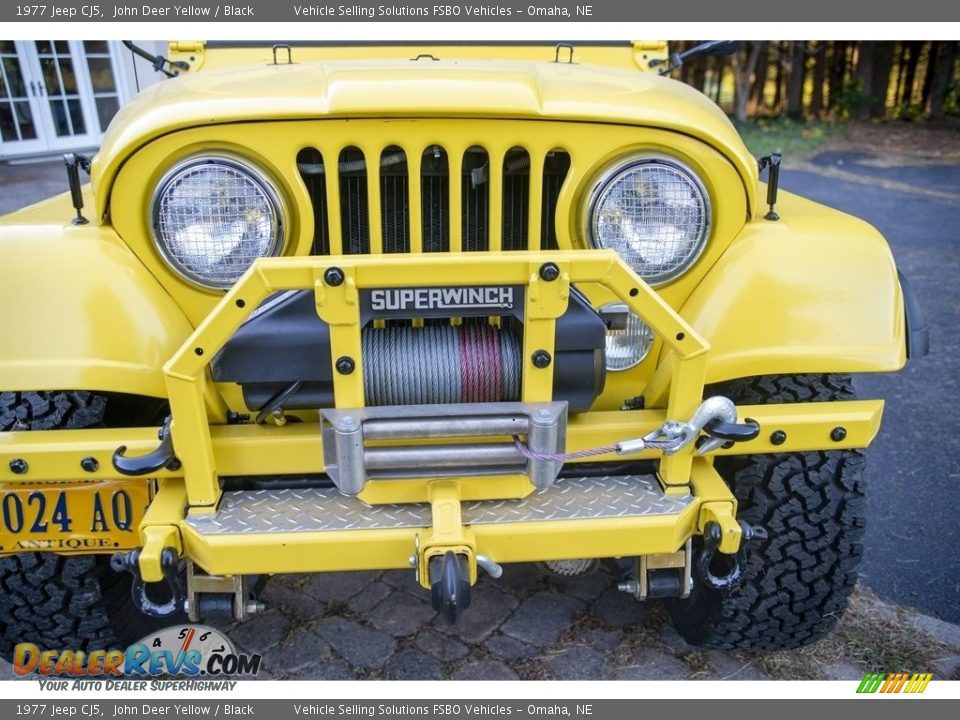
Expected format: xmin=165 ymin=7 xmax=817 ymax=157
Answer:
xmin=0 ymin=480 xmax=150 ymax=554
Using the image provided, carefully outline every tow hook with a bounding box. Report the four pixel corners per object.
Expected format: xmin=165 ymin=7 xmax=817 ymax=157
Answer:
xmin=112 ymin=417 xmax=181 ymax=476
xmin=636 ymin=397 xmax=760 ymax=456
xmin=111 ymin=547 xmax=185 ymax=617
xmin=696 ymin=520 xmax=768 ymax=590
xmin=429 ymin=551 xmax=472 ymax=624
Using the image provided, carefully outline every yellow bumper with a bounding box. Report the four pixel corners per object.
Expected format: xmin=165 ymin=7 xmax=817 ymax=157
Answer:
xmin=0 ymin=250 xmax=885 ymax=585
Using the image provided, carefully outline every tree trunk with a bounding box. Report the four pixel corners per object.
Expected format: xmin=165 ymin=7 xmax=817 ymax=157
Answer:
xmin=855 ymin=41 xmax=875 ymax=120
xmin=869 ymin=42 xmax=895 ymax=118
xmin=893 ymin=43 xmax=907 ymax=106
xmin=809 ymin=42 xmax=827 ymax=117
xmin=786 ymin=41 xmax=807 ymax=119
xmin=750 ymin=43 xmax=770 ymax=114
xmin=900 ymin=41 xmax=923 ymax=108
xmin=679 ymin=41 xmax=692 ymax=85
xmin=713 ymin=56 xmax=725 ymax=106
xmin=691 ymin=49 xmax=708 ymax=95
xmin=733 ymin=42 xmax=764 ymax=123
xmin=773 ymin=42 xmax=786 ymax=113
xmin=927 ymin=41 xmax=958 ymax=118
xmin=827 ymin=40 xmax=848 ymax=112
xmin=921 ymin=41 xmax=940 ymax=108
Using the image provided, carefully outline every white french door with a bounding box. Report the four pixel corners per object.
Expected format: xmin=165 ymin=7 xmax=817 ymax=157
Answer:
xmin=0 ymin=40 xmax=129 ymax=159
xmin=0 ymin=40 xmax=48 ymax=155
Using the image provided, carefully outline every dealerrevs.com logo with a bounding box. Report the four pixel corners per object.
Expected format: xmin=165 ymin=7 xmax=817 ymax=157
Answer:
xmin=14 ymin=625 xmax=261 ymax=689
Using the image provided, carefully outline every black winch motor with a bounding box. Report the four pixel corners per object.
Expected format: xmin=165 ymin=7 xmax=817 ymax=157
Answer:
xmin=212 ymin=288 xmax=607 ymax=413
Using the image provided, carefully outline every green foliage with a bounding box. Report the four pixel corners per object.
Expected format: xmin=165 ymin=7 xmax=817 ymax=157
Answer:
xmin=736 ymin=118 xmax=844 ymax=160
xmin=834 ymin=78 xmax=868 ymax=121
xmin=944 ymin=82 xmax=960 ymax=116
xmin=892 ymin=102 xmax=927 ymax=121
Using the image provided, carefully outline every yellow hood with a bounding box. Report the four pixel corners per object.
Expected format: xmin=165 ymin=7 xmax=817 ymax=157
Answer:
xmin=92 ymin=59 xmax=758 ymax=218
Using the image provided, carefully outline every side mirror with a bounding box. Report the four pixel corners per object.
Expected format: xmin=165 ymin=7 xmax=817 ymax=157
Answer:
xmin=701 ymin=41 xmax=741 ymax=56
xmin=653 ymin=41 xmax=743 ymax=75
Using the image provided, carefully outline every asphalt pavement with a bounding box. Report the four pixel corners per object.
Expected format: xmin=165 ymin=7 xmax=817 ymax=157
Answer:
xmin=779 ymin=151 xmax=960 ymax=623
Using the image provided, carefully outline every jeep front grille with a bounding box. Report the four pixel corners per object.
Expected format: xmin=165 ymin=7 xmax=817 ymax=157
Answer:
xmin=297 ymin=145 xmax=571 ymax=256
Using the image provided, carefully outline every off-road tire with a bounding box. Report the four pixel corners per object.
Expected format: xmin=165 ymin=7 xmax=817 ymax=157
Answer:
xmin=0 ymin=391 xmax=107 ymax=431
xmin=668 ymin=374 xmax=866 ymax=651
xmin=0 ymin=391 xmax=178 ymax=659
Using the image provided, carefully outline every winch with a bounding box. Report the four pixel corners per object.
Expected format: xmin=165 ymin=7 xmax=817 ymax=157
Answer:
xmin=212 ymin=286 xmax=607 ymax=414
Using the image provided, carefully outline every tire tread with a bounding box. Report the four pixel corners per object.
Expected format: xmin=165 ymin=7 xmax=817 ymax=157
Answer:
xmin=668 ymin=374 xmax=865 ymax=651
xmin=0 ymin=391 xmax=172 ymax=658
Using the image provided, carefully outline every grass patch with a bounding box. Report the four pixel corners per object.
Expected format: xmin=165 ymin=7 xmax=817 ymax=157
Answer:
xmin=679 ymin=650 xmax=714 ymax=679
xmin=754 ymin=586 xmax=947 ymax=680
xmin=736 ymin=118 xmax=845 ymax=162
xmin=512 ymin=655 xmax=552 ymax=681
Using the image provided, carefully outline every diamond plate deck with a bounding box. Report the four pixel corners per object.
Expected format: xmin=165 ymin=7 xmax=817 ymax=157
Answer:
xmin=186 ymin=489 xmax=431 ymax=534
xmin=185 ymin=476 xmax=692 ymax=536
xmin=462 ymin=475 xmax=691 ymax=525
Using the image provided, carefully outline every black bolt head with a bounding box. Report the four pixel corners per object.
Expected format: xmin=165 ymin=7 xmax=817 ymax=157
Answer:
xmin=531 ymin=350 xmax=552 ymax=369
xmin=80 ymin=456 xmax=99 ymax=473
xmin=830 ymin=427 xmax=847 ymax=442
xmin=770 ymin=430 xmax=787 ymax=446
xmin=336 ymin=356 xmax=356 ymax=375
xmin=9 ymin=458 xmax=28 ymax=475
xmin=539 ymin=262 xmax=560 ymax=282
xmin=324 ymin=267 xmax=345 ymax=287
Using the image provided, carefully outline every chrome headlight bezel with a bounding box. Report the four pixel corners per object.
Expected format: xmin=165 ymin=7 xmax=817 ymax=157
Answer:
xmin=600 ymin=302 xmax=655 ymax=372
xmin=583 ymin=155 xmax=712 ymax=287
xmin=150 ymin=155 xmax=286 ymax=291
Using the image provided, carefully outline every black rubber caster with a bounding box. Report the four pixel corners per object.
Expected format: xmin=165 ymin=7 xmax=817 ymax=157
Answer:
xmin=429 ymin=551 xmax=472 ymax=623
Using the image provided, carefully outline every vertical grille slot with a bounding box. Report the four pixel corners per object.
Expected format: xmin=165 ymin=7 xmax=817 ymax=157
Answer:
xmin=297 ymin=147 xmax=330 ymax=256
xmin=502 ymin=147 xmax=530 ymax=251
xmin=296 ymin=140 xmax=567 ymax=256
xmin=541 ymin=150 xmax=571 ymax=251
xmin=462 ymin=146 xmax=490 ymax=252
xmin=380 ymin=146 xmax=409 ymax=254
xmin=339 ymin=146 xmax=369 ymax=255
xmin=421 ymin=146 xmax=449 ymax=253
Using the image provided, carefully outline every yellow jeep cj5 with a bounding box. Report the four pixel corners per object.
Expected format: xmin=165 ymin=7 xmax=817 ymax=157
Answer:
xmin=0 ymin=41 xmax=928 ymax=655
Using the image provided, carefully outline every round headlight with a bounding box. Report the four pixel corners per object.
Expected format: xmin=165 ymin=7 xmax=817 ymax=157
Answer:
xmin=587 ymin=157 xmax=710 ymax=286
xmin=601 ymin=303 xmax=654 ymax=371
xmin=152 ymin=157 xmax=284 ymax=289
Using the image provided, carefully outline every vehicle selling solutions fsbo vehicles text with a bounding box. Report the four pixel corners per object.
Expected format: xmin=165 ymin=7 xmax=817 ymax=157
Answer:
xmin=289 ymin=5 xmax=589 ymax=17
xmin=293 ymin=5 xmax=515 ymax=17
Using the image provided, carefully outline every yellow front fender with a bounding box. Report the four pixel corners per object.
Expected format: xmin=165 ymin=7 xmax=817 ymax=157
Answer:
xmin=0 ymin=193 xmax=193 ymax=399
xmin=682 ymin=189 xmax=907 ymax=384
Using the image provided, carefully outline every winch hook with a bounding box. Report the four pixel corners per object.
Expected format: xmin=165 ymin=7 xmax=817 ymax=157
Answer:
xmin=639 ymin=396 xmax=759 ymax=456
xmin=696 ymin=520 xmax=768 ymax=590
xmin=110 ymin=547 xmax=185 ymax=617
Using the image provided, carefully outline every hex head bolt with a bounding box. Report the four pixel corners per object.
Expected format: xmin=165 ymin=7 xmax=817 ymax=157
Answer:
xmin=531 ymin=350 xmax=552 ymax=369
xmin=539 ymin=262 xmax=560 ymax=281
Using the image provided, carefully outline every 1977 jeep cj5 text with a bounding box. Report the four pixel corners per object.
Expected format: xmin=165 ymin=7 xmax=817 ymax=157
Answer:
xmin=0 ymin=40 xmax=929 ymax=656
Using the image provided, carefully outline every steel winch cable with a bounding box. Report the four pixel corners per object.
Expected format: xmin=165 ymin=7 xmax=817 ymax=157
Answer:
xmin=362 ymin=324 xmax=521 ymax=406
xmin=512 ymin=435 xmax=679 ymax=462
